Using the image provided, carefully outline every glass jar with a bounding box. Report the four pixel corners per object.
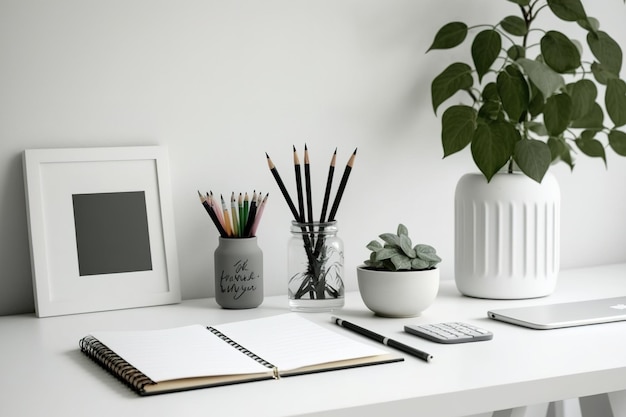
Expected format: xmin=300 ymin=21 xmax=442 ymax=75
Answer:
xmin=288 ymin=221 xmax=344 ymax=312
xmin=214 ymin=237 xmax=263 ymax=309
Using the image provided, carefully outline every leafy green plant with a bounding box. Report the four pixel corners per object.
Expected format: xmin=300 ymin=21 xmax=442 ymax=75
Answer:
xmin=428 ymin=0 xmax=626 ymax=183
xmin=364 ymin=224 xmax=441 ymax=271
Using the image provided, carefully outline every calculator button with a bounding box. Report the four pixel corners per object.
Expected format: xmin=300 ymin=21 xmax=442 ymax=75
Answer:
xmin=404 ymin=322 xmax=493 ymax=344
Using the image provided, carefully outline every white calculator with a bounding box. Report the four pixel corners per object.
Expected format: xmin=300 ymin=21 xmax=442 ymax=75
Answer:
xmin=404 ymin=322 xmax=493 ymax=344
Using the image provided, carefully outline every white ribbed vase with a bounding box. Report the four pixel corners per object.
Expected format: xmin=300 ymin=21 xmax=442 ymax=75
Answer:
xmin=454 ymin=172 xmax=560 ymax=299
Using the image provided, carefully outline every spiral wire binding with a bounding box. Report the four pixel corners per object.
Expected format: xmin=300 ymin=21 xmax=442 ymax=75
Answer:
xmin=79 ymin=335 xmax=155 ymax=393
xmin=207 ymin=326 xmax=279 ymax=377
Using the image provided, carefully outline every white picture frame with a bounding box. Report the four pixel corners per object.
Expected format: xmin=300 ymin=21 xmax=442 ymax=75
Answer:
xmin=23 ymin=146 xmax=181 ymax=317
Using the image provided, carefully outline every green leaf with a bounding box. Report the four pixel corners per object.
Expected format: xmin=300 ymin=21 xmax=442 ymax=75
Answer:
xmin=366 ymin=240 xmax=383 ymax=251
xmin=526 ymin=121 xmax=548 ymax=136
xmin=578 ymin=17 xmax=600 ymax=33
xmin=391 ymin=254 xmax=412 ymax=270
xmin=570 ymin=102 xmax=604 ymax=129
xmin=514 ymin=139 xmax=552 ymax=183
xmin=500 ymin=16 xmax=527 ymax=36
xmin=575 ymin=132 xmax=607 ymax=166
xmin=544 ymin=93 xmax=573 ymax=135
xmin=528 ymin=82 xmax=545 ymax=118
xmin=567 ymin=79 xmax=597 ymax=120
xmin=410 ymin=258 xmax=430 ymax=270
xmin=541 ymin=31 xmax=582 ymax=73
xmin=399 ymin=234 xmax=416 ymax=258
xmin=591 ymin=62 xmax=618 ymax=85
xmin=471 ymin=121 xmax=516 ymax=182
xmin=547 ymin=0 xmax=587 ymax=22
xmin=431 ymin=62 xmax=473 ymax=113
xmin=414 ymin=244 xmax=436 ymax=254
xmin=507 ymin=45 xmax=525 ymax=60
xmin=608 ymin=130 xmax=626 ymax=156
xmin=441 ymin=105 xmax=477 ymax=157
xmin=482 ymin=82 xmax=499 ymax=101
xmin=587 ymin=31 xmax=622 ymax=76
xmin=517 ymin=58 xmax=565 ymax=99
xmin=478 ymin=101 xmax=502 ymax=121
xmin=472 ymin=30 xmax=501 ymax=82
xmin=606 ymin=78 xmax=626 ymax=127
xmin=548 ymin=136 xmax=575 ymax=168
xmin=374 ymin=247 xmax=400 ymax=261
xmin=379 ymin=233 xmax=400 ymax=247
xmin=415 ymin=245 xmax=441 ymax=263
xmin=397 ymin=224 xmax=408 ymax=237
xmin=428 ymin=22 xmax=468 ymax=51
xmin=497 ymin=65 xmax=529 ymax=122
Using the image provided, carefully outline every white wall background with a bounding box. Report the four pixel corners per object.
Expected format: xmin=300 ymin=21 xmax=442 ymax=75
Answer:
xmin=1 ymin=0 xmax=625 ymax=316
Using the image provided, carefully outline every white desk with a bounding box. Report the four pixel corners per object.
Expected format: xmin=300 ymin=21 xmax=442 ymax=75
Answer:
xmin=2 ymin=264 xmax=626 ymax=417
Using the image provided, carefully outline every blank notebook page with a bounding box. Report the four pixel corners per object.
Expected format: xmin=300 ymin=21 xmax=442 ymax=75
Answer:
xmin=90 ymin=325 xmax=270 ymax=382
xmin=212 ymin=313 xmax=388 ymax=371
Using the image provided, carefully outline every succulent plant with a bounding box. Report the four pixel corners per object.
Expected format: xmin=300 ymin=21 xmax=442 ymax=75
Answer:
xmin=364 ymin=224 xmax=441 ymax=271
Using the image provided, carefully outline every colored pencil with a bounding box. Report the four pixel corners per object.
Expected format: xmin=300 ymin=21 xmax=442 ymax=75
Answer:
xmin=327 ymin=148 xmax=357 ymax=221
xmin=199 ymin=190 xmax=267 ymax=238
xmin=250 ymin=193 xmax=269 ymax=237
xmin=266 ymin=152 xmax=300 ymax=221
xmin=198 ymin=191 xmax=227 ymax=237
xmin=230 ymin=192 xmax=240 ymax=237
xmin=243 ymin=192 xmax=250 ymax=229
xmin=220 ymin=194 xmax=233 ymax=237
xmin=209 ymin=191 xmax=225 ymax=230
xmin=243 ymin=191 xmax=258 ymax=237
xmin=238 ymin=193 xmax=244 ymax=236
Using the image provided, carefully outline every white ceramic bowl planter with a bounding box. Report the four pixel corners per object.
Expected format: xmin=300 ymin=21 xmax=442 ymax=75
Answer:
xmin=356 ymin=266 xmax=439 ymax=318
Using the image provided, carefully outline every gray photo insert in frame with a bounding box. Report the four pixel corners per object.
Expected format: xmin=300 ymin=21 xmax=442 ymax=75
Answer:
xmin=72 ymin=191 xmax=153 ymax=276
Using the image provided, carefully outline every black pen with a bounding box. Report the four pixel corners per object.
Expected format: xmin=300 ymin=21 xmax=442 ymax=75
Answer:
xmin=331 ymin=316 xmax=433 ymax=363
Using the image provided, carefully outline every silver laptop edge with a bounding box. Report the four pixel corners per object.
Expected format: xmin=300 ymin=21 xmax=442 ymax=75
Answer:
xmin=487 ymin=296 xmax=626 ymax=330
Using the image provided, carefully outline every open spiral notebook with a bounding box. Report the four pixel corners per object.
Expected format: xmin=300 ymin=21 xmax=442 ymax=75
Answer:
xmin=80 ymin=313 xmax=403 ymax=395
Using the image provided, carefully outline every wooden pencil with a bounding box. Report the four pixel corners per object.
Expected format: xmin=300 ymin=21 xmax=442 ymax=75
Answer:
xmin=266 ymin=152 xmax=300 ymax=221
xmin=249 ymin=193 xmax=269 ymax=237
xmin=294 ymin=146 xmax=305 ymax=223
xmin=304 ymin=144 xmax=313 ymax=224
xmin=230 ymin=192 xmax=240 ymax=237
xmin=327 ymin=148 xmax=357 ymax=221
xmin=319 ymin=148 xmax=336 ymax=223
xmin=243 ymin=191 xmax=258 ymax=237
xmin=238 ymin=193 xmax=244 ymax=236
xmin=198 ymin=191 xmax=227 ymax=237
xmin=220 ymin=194 xmax=233 ymax=237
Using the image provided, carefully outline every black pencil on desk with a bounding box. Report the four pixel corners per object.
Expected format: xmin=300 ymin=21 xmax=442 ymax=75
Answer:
xmin=327 ymin=148 xmax=356 ymax=221
xmin=319 ymin=148 xmax=336 ymax=223
xmin=293 ymin=146 xmax=305 ymax=223
xmin=331 ymin=316 xmax=433 ymax=363
xmin=266 ymin=152 xmax=300 ymax=221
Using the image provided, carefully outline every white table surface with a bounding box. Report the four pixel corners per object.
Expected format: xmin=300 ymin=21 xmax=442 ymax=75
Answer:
xmin=1 ymin=263 xmax=626 ymax=417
